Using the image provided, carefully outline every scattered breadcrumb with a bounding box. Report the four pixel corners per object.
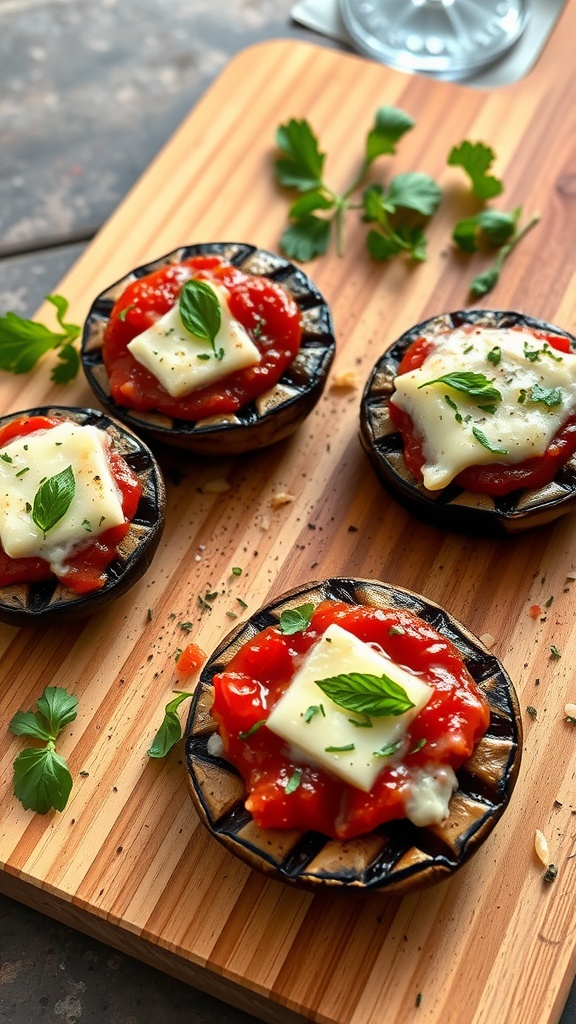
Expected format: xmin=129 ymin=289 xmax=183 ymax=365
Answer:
xmin=479 ymin=633 xmax=495 ymax=649
xmin=534 ymin=829 xmax=550 ymax=865
xmin=529 ymin=604 xmax=541 ymax=619
xmin=259 ymin=515 xmax=271 ymax=531
xmin=203 ymin=478 xmax=230 ymax=493
xmin=270 ymin=492 xmax=295 ymax=508
xmin=565 ymin=702 xmax=576 ymax=721
xmin=566 ymin=571 xmax=576 ymax=581
xmin=330 ymin=369 xmax=359 ymax=390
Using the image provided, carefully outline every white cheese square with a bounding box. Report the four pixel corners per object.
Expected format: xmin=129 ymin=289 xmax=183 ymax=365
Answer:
xmin=127 ymin=282 xmax=261 ymax=398
xmin=391 ymin=326 xmax=576 ymax=490
xmin=0 ymin=421 xmax=125 ymax=566
xmin=266 ymin=622 xmax=433 ymax=792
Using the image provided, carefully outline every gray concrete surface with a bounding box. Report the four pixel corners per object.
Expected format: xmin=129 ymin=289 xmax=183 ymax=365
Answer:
xmin=1 ymin=1 xmax=576 ymax=1022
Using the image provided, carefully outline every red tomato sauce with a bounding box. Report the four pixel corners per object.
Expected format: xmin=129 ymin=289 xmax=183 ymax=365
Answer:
xmin=211 ymin=600 xmax=490 ymax=841
xmin=389 ymin=327 xmax=576 ymax=496
xmin=102 ymin=256 xmax=302 ymax=420
xmin=0 ymin=416 xmax=142 ymax=594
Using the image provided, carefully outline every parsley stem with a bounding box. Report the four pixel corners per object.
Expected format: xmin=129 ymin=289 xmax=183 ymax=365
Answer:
xmin=496 ymin=213 xmax=539 ymax=270
xmin=335 ymin=199 xmax=347 ymax=257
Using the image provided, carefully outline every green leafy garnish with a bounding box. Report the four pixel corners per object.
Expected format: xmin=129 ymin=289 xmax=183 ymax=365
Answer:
xmin=0 ymin=295 xmax=80 ymax=383
xmin=279 ymin=603 xmax=315 ymax=635
xmin=448 ymin=140 xmax=503 ymax=200
xmin=32 ymin=465 xmax=75 ymax=535
xmin=179 ymin=279 xmax=222 ymax=358
xmin=9 ymin=686 xmax=79 ymax=813
xmin=303 ymin=704 xmax=325 ymax=723
xmin=325 ymin=743 xmax=356 ymax=753
xmin=528 ymin=384 xmax=562 ymax=407
xmin=373 ymin=740 xmax=402 ymax=758
xmin=452 ymin=209 xmax=516 ymax=254
xmin=363 ymin=174 xmax=442 ymax=263
xmin=419 ymin=371 xmax=501 ymax=403
xmin=238 ymin=719 xmax=267 ymax=740
xmin=147 ymin=691 xmax=194 ymax=758
xmin=469 ymin=211 xmax=539 ymax=298
xmin=275 ymin=107 xmax=419 ymax=259
xmin=275 ymin=118 xmax=326 ymax=191
xmin=472 ymin=426 xmax=508 ymax=455
xmin=314 ymin=672 xmax=415 ymax=718
xmin=285 ymin=768 xmax=303 ymax=794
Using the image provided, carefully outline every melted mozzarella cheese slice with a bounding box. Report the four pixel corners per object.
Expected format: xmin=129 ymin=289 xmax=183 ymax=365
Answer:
xmin=0 ymin=421 xmax=125 ymax=571
xmin=390 ymin=326 xmax=576 ymax=489
xmin=266 ymin=622 xmax=433 ymax=793
xmin=127 ymin=282 xmax=261 ymax=398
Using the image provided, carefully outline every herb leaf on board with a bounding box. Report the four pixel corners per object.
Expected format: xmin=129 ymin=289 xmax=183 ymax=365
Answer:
xmin=147 ymin=692 xmax=194 ymax=758
xmin=0 ymin=295 xmax=81 ymax=382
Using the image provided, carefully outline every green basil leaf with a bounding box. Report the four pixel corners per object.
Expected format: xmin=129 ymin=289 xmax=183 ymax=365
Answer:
xmin=36 ymin=686 xmax=79 ymax=737
xmin=179 ymin=279 xmax=221 ymax=352
xmin=147 ymin=692 xmax=193 ymax=758
xmin=314 ymin=672 xmax=415 ymax=717
xmin=279 ymin=603 xmax=315 ymax=635
xmin=419 ymin=371 xmax=501 ymax=403
xmin=12 ymin=746 xmax=73 ymax=814
xmin=32 ymin=465 xmax=75 ymax=535
xmin=8 ymin=709 xmax=52 ymax=742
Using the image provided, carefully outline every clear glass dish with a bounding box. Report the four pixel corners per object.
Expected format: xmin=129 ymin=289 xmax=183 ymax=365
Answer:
xmin=339 ymin=0 xmax=528 ymax=79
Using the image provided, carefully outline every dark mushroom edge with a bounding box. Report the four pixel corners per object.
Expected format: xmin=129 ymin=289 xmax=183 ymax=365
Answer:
xmin=184 ymin=577 xmax=522 ymax=895
xmin=81 ymin=242 xmax=336 ymax=456
xmin=0 ymin=406 xmax=166 ymax=627
xmin=359 ymin=309 xmax=576 ymax=536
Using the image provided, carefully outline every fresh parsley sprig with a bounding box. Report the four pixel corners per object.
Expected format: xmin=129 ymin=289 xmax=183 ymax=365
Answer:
xmin=449 ymin=142 xmax=539 ymax=298
xmin=9 ymin=686 xmax=78 ymax=813
xmin=275 ymin=107 xmax=421 ymax=259
xmin=363 ymin=174 xmax=442 ymax=262
xmin=468 ymin=212 xmax=540 ymax=298
xmin=147 ymin=691 xmax=194 ymax=758
xmin=447 ymin=141 xmax=503 ymax=200
xmin=0 ymin=295 xmax=81 ymax=383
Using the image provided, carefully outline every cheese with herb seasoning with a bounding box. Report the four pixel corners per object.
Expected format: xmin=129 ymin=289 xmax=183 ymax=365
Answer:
xmin=391 ymin=326 xmax=576 ymax=489
xmin=266 ymin=622 xmax=433 ymax=793
xmin=0 ymin=421 xmax=125 ymax=570
xmin=127 ymin=282 xmax=261 ymax=398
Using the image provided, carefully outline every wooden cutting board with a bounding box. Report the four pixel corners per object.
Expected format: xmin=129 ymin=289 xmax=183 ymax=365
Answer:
xmin=2 ymin=5 xmax=576 ymax=1022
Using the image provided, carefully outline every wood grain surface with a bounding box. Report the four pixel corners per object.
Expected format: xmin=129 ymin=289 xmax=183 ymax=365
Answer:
xmin=2 ymin=7 xmax=576 ymax=1023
